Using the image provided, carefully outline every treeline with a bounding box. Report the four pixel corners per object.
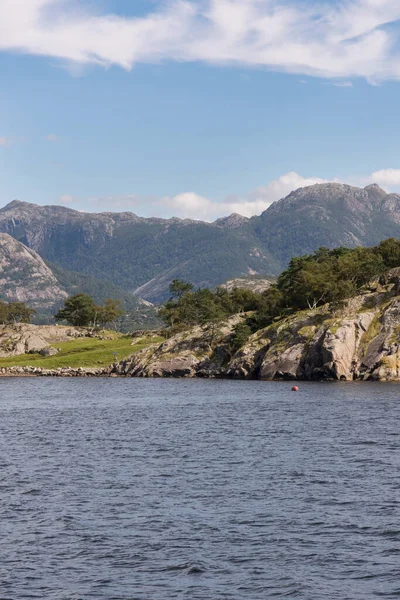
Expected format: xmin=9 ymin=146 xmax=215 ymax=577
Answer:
xmin=161 ymin=238 xmax=400 ymax=336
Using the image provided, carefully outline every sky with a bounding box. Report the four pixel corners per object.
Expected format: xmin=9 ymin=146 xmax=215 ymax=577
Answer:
xmin=1 ymin=0 xmax=400 ymax=220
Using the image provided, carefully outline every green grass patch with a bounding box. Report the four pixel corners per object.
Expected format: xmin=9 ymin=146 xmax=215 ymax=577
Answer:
xmin=0 ymin=336 xmax=163 ymax=369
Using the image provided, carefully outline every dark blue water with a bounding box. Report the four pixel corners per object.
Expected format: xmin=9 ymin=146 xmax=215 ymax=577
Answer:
xmin=0 ymin=379 xmax=399 ymax=599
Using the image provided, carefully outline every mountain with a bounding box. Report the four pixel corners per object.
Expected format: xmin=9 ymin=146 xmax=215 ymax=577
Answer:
xmin=0 ymin=200 xmax=277 ymax=300
xmin=0 ymin=233 xmax=160 ymax=329
xmin=0 ymin=233 xmax=67 ymax=308
xmin=251 ymin=182 xmax=400 ymax=264
xmin=1 ymin=182 xmax=400 ymax=302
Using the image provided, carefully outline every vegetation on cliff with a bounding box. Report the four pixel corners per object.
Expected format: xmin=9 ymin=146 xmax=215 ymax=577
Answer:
xmin=160 ymin=238 xmax=400 ymax=345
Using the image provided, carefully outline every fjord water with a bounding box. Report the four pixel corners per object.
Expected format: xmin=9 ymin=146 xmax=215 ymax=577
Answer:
xmin=0 ymin=379 xmax=399 ymax=600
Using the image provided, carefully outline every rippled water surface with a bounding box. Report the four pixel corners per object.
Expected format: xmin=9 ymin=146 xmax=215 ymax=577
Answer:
xmin=0 ymin=378 xmax=399 ymax=599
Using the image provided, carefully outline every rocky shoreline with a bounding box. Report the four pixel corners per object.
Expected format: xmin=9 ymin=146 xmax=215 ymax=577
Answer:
xmin=107 ymin=281 xmax=400 ymax=382
xmin=2 ymin=278 xmax=400 ymax=382
xmin=0 ymin=366 xmax=107 ymax=377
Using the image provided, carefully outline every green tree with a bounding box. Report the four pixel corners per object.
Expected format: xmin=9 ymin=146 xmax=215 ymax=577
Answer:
xmin=201 ymin=302 xmax=226 ymax=346
xmin=377 ymin=238 xmax=400 ymax=269
xmin=0 ymin=300 xmax=10 ymax=324
xmin=6 ymin=302 xmax=36 ymax=323
xmin=97 ymin=298 xmax=125 ymax=329
xmin=55 ymin=294 xmax=96 ymax=326
xmin=169 ymin=279 xmax=194 ymax=298
xmin=230 ymin=321 xmax=252 ymax=352
xmin=0 ymin=301 xmax=36 ymax=324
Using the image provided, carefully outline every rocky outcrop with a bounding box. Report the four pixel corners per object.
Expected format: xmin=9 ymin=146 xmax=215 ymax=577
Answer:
xmin=0 ymin=323 xmax=88 ymax=357
xmin=108 ymin=318 xmax=241 ymax=378
xmin=221 ymin=277 xmax=272 ymax=293
xmin=108 ymin=285 xmax=400 ymax=382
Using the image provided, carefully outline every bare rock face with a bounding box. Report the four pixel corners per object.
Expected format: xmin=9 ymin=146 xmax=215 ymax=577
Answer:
xmin=303 ymin=312 xmax=375 ymax=381
xmin=0 ymin=233 xmax=67 ymax=308
xmin=260 ymin=344 xmax=305 ymax=380
xmin=214 ymin=213 xmax=249 ymax=228
xmin=221 ymin=277 xmax=272 ymax=294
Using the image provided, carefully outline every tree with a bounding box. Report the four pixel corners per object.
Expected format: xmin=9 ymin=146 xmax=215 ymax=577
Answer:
xmin=55 ymin=294 xmax=96 ymax=326
xmin=97 ymin=298 xmax=125 ymax=329
xmin=7 ymin=302 xmax=36 ymax=323
xmin=0 ymin=301 xmax=8 ymax=324
xmin=377 ymin=238 xmax=400 ymax=269
xmin=0 ymin=301 xmax=36 ymax=324
xmin=169 ymin=279 xmax=194 ymax=299
xmin=230 ymin=321 xmax=252 ymax=352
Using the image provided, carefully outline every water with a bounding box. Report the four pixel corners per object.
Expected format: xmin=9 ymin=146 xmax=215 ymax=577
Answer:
xmin=0 ymin=379 xmax=399 ymax=600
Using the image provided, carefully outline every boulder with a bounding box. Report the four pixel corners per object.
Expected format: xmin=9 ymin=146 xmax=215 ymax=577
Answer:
xmin=39 ymin=347 xmax=59 ymax=357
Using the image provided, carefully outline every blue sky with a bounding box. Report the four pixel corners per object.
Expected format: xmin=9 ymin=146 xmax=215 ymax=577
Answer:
xmin=1 ymin=0 xmax=400 ymax=220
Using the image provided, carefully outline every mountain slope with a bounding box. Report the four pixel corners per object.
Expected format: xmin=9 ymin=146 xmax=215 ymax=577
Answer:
xmin=251 ymin=183 xmax=400 ymax=264
xmin=0 ymin=233 xmax=160 ymax=328
xmin=1 ymin=182 xmax=400 ymax=302
xmin=0 ymin=200 xmax=278 ymax=300
xmin=0 ymin=233 xmax=67 ymax=308
xmin=49 ymin=263 xmax=161 ymax=329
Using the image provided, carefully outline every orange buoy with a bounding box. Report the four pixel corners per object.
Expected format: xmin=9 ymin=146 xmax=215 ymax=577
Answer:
xmin=291 ymin=386 xmax=299 ymax=392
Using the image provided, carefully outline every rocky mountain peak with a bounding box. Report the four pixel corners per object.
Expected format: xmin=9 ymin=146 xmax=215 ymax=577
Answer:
xmin=364 ymin=183 xmax=387 ymax=195
xmin=214 ymin=213 xmax=248 ymax=228
xmin=0 ymin=199 xmax=34 ymax=212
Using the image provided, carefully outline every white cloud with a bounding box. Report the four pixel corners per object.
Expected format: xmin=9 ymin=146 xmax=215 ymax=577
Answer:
xmin=46 ymin=133 xmax=59 ymax=142
xmin=2 ymin=0 xmax=400 ymax=82
xmin=56 ymin=171 xmax=331 ymax=220
xmin=370 ymin=169 xmax=400 ymax=186
xmin=248 ymin=172 xmax=330 ymax=207
xmin=47 ymin=165 xmax=400 ymax=220
xmin=0 ymin=136 xmax=12 ymax=147
xmin=58 ymin=194 xmax=75 ymax=205
xmin=332 ymin=81 xmax=353 ymax=87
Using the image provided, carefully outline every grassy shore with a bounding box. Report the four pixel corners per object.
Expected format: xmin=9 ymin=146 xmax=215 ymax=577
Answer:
xmin=0 ymin=335 xmax=163 ymax=369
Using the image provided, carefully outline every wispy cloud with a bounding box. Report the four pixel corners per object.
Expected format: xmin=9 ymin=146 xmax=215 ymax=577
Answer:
xmin=0 ymin=136 xmax=12 ymax=147
xmin=332 ymin=81 xmax=353 ymax=88
xmin=45 ymin=133 xmax=59 ymax=142
xmin=1 ymin=1 xmax=400 ymax=82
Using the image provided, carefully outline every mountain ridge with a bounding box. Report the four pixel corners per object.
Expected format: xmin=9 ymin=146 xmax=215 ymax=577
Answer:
xmin=1 ymin=181 xmax=400 ymax=301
